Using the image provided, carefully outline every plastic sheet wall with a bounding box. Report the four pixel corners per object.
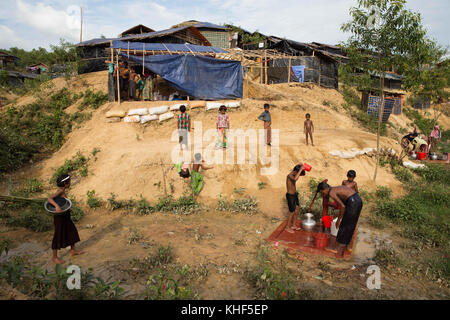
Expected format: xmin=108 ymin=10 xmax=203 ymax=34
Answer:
xmin=123 ymin=53 xmax=243 ymax=100
xmin=267 ymin=57 xmax=338 ymax=89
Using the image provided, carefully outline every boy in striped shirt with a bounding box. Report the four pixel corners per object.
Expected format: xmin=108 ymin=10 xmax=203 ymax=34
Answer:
xmin=177 ymin=105 xmax=191 ymax=150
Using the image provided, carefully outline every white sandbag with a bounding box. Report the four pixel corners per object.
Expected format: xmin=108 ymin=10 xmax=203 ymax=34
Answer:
xmin=140 ymin=114 xmax=159 ymax=124
xmin=225 ymin=101 xmax=240 ymax=108
xmin=170 ymin=103 xmax=185 ymax=111
xmin=403 ymin=161 xmax=425 ymax=169
xmin=149 ymin=106 xmax=169 ymax=115
xmin=159 ymin=112 xmax=174 ymax=122
xmin=106 ymin=110 xmax=126 ymax=118
xmin=123 ymin=115 xmax=140 ymax=123
xmin=206 ymin=102 xmax=223 ymax=110
xmin=127 ymin=108 xmax=148 ymax=116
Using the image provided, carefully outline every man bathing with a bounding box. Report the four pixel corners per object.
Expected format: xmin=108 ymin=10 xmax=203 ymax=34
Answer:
xmin=317 ymin=182 xmax=363 ymax=258
xmin=285 ymin=163 xmax=306 ymax=233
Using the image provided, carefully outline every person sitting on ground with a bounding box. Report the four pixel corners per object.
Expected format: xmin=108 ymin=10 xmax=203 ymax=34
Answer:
xmin=317 ymin=182 xmax=363 ymax=258
xmin=257 ymin=103 xmax=272 ymax=146
xmin=47 ymin=174 xmax=84 ymax=264
xmin=191 ymin=153 xmax=214 ymax=195
xmin=342 ymin=170 xmax=358 ymax=193
xmin=285 ymin=163 xmax=306 ymax=233
xmin=304 ymin=113 xmax=314 ymax=146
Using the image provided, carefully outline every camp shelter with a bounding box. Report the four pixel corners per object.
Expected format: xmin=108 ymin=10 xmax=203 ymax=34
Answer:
xmin=119 ymin=24 xmax=155 ymax=38
xmin=111 ymin=40 xmax=243 ymax=100
xmin=28 ymin=63 xmax=49 ymax=74
xmin=0 ymin=51 xmax=19 ymax=68
xmin=77 ymin=26 xmax=211 ymax=73
xmin=261 ymin=39 xmax=340 ymax=89
xmin=172 ymin=21 xmax=231 ymax=49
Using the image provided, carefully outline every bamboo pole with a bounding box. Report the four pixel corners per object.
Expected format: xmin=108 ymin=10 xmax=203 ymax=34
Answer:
xmin=264 ymin=50 xmax=268 ymax=85
xmin=142 ymin=43 xmax=145 ymax=74
xmin=116 ymin=52 xmax=121 ymax=104
xmin=288 ymin=56 xmax=292 ymax=85
xmin=260 ymin=55 xmax=263 ymax=84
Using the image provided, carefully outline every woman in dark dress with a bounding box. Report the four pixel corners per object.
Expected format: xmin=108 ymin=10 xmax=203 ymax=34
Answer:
xmin=47 ymin=174 xmax=83 ymax=264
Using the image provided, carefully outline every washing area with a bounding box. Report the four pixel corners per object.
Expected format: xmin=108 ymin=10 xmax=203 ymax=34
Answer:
xmin=267 ymin=213 xmax=357 ymax=259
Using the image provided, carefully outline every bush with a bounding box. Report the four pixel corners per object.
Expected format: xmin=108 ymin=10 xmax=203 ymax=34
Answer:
xmin=78 ymin=89 xmax=108 ymax=110
xmin=51 ymin=151 xmax=88 ymax=184
xmin=86 ymin=190 xmax=102 ymax=209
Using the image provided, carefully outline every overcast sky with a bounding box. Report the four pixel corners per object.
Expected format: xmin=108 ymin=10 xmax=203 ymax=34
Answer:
xmin=0 ymin=0 xmax=448 ymax=51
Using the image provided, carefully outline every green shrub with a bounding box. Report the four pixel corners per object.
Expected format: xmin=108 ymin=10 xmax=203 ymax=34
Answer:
xmin=216 ymin=194 xmax=258 ymax=214
xmin=392 ymin=165 xmax=414 ymax=183
xmin=413 ymin=164 xmax=450 ymax=185
xmin=403 ymin=107 xmax=435 ymax=134
xmin=78 ymin=89 xmax=108 ymax=110
xmin=5 ymin=210 xmax=52 ymax=232
xmin=51 ymin=151 xmax=88 ymax=184
xmin=86 ymin=190 xmax=102 ymax=209
xmin=155 ymin=195 xmax=199 ymax=215
xmin=375 ymin=186 xmax=392 ymax=201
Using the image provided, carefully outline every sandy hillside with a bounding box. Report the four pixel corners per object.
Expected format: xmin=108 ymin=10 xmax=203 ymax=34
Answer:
xmin=2 ymin=72 xmax=448 ymax=300
xmin=24 ymin=72 xmax=410 ymax=214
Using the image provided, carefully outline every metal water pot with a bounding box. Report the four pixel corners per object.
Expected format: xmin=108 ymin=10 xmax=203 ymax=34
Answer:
xmin=411 ymin=151 xmax=417 ymax=160
xmin=302 ymin=213 xmax=316 ymax=231
xmin=430 ymin=153 xmax=438 ymax=160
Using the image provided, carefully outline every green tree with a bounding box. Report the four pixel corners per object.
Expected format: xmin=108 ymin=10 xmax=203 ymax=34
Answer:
xmin=340 ymin=0 xmax=446 ymax=182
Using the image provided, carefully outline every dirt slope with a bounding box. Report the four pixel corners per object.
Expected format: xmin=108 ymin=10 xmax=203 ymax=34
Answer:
xmin=2 ymin=72 xmax=448 ymax=300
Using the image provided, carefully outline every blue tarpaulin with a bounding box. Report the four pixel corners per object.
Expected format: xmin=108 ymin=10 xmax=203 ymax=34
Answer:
xmin=291 ymin=65 xmax=305 ymax=83
xmin=121 ymin=53 xmax=242 ymax=100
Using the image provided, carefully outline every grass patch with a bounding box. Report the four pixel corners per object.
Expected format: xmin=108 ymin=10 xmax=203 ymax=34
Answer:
xmin=10 ymin=178 xmax=44 ymax=197
xmin=0 ymin=257 xmax=125 ymax=299
xmin=216 ymin=194 xmax=258 ymax=214
xmin=78 ymin=89 xmax=108 ymax=111
xmin=257 ymin=182 xmax=267 ymax=190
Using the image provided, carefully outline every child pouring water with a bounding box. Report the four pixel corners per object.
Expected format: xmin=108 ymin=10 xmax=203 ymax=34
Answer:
xmin=47 ymin=174 xmax=83 ymax=264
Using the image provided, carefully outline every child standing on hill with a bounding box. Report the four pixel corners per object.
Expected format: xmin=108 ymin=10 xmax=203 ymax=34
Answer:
xmin=257 ymin=103 xmax=272 ymax=146
xmin=342 ymin=170 xmax=358 ymax=193
xmin=177 ymin=105 xmax=191 ymax=150
xmin=47 ymin=174 xmax=83 ymax=264
xmin=304 ymin=113 xmax=314 ymax=146
xmin=191 ymin=153 xmax=214 ymax=195
xmin=216 ymin=105 xmax=230 ymax=149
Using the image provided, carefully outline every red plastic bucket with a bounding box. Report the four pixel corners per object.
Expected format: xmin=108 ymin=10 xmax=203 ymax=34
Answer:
xmin=321 ymin=216 xmax=332 ymax=228
xmin=313 ymin=232 xmax=330 ymax=249
xmin=303 ymin=163 xmax=312 ymax=171
xmin=418 ymin=152 xmax=427 ymax=160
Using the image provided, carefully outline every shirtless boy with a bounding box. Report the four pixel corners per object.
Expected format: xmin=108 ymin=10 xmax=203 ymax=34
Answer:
xmin=304 ymin=113 xmax=314 ymax=146
xmin=342 ymin=170 xmax=358 ymax=193
xmin=285 ymin=163 xmax=306 ymax=233
xmin=317 ymin=182 xmax=363 ymax=258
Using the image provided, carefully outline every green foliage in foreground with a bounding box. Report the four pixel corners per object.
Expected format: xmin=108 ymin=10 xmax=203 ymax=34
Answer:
xmin=0 ymin=257 xmax=125 ymax=299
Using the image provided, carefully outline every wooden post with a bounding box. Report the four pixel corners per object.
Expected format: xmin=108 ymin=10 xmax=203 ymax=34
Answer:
xmin=142 ymin=43 xmax=145 ymax=74
xmin=260 ymin=55 xmax=263 ymax=84
xmin=127 ymin=41 xmax=130 ymax=58
xmin=264 ymin=50 xmax=268 ymax=85
xmin=116 ymin=52 xmax=121 ymax=105
xmin=288 ymin=56 xmax=292 ymax=85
